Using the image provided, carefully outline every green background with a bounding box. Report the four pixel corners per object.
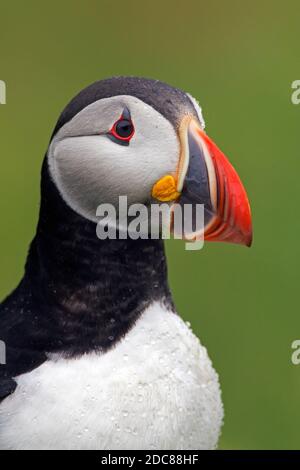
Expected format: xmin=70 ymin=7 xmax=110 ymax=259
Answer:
xmin=0 ymin=0 xmax=299 ymax=449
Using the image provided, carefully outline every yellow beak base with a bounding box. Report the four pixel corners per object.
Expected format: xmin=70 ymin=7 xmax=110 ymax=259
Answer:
xmin=151 ymin=175 xmax=180 ymax=202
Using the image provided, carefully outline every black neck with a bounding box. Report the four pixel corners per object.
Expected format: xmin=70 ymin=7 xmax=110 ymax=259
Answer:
xmin=21 ymin=160 xmax=174 ymax=355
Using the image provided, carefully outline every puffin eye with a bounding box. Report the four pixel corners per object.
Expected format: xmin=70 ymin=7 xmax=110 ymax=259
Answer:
xmin=109 ymin=115 xmax=135 ymax=145
xmin=115 ymin=120 xmax=134 ymax=139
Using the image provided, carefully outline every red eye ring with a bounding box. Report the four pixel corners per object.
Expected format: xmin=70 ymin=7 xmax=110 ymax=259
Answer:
xmin=109 ymin=114 xmax=135 ymax=142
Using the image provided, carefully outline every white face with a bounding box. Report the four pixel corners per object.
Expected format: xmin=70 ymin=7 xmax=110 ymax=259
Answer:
xmin=48 ymin=95 xmax=180 ymax=223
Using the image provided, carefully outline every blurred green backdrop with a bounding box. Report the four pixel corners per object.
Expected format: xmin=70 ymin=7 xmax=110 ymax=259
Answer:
xmin=0 ymin=0 xmax=299 ymax=449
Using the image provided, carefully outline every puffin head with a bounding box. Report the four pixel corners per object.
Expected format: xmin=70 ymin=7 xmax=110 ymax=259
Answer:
xmin=47 ymin=77 xmax=252 ymax=246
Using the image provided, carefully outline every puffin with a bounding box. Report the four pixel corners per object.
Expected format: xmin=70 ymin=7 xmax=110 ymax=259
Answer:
xmin=0 ymin=77 xmax=252 ymax=450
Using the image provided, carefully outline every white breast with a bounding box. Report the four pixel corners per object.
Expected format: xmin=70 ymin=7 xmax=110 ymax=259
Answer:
xmin=0 ymin=302 xmax=223 ymax=450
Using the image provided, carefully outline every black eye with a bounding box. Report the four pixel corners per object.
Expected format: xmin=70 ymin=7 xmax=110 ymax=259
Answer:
xmin=109 ymin=114 xmax=135 ymax=144
xmin=115 ymin=120 xmax=134 ymax=138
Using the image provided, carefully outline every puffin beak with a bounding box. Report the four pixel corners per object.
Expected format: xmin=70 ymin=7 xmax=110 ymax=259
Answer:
xmin=152 ymin=116 xmax=252 ymax=246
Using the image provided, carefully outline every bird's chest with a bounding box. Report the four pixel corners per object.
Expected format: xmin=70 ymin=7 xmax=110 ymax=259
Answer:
xmin=0 ymin=303 xmax=223 ymax=450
